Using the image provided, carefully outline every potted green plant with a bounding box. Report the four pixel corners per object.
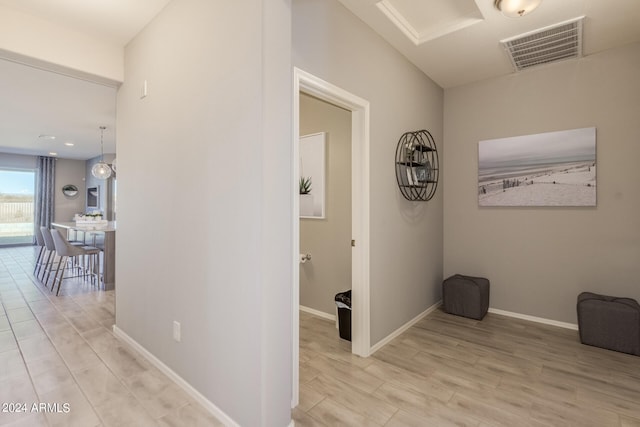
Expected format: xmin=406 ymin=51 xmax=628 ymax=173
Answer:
xmin=299 ymin=176 xmax=312 ymax=195
xmin=299 ymin=176 xmax=314 ymax=216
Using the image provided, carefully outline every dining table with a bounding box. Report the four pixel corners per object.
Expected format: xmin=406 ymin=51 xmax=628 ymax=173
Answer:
xmin=51 ymin=221 xmax=116 ymax=291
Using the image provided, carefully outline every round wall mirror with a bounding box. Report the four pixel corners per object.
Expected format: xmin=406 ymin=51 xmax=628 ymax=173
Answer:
xmin=62 ymin=184 xmax=79 ymax=197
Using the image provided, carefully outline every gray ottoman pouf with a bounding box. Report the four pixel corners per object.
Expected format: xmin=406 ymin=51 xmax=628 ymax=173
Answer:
xmin=577 ymin=292 xmax=640 ymax=356
xmin=442 ymin=274 xmax=490 ymax=320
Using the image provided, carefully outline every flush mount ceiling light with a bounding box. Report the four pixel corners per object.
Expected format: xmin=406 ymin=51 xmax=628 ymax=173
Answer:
xmin=494 ymin=0 xmax=542 ymax=18
xmin=38 ymin=134 xmax=56 ymax=141
xmin=91 ymin=126 xmax=112 ymax=180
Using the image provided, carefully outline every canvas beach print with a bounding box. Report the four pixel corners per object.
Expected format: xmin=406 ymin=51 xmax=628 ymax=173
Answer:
xmin=478 ymin=127 xmax=596 ymax=207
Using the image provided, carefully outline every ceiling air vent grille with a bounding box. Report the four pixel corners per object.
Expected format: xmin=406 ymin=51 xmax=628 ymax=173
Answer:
xmin=500 ymin=17 xmax=584 ymax=72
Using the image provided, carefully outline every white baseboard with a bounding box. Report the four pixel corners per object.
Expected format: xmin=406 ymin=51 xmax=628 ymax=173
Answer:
xmin=369 ymin=300 xmax=442 ymax=355
xmin=112 ymin=325 xmax=239 ymax=427
xmin=300 ymin=305 xmax=336 ymax=322
xmin=367 ymin=302 xmax=578 ymax=357
xmin=488 ymin=308 xmax=578 ymax=330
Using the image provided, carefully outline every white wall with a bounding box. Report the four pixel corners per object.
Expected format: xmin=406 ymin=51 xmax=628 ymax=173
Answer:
xmin=293 ymin=0 xmax=444 ymax=345
xmin=261 ymin=0 xmax=294 ymax=422
xmin=443 ymin=42 xmax=640 ymax=324
xmin=299 ymin=93 xmax=352 ymax=316
xmin=0 ymin=4 xmax=123 ymax=83
xmin=116 ymin=0 xmax=292 ymax=425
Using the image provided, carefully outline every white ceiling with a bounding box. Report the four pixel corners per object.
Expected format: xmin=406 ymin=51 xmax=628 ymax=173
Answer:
xmin=2 ymin=0 xmax=639 ymax=161
xmin=0 ymin=58 xmax=117 ymax=160
xmin=0 ymin=0 xmax=171 ymax=160
xmin=0 ymin=0 xmax=172 ymax=45
xmin=337 ymin=0 xmax=640 ymax=88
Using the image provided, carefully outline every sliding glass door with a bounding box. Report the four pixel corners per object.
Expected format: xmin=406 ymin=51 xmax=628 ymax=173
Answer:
xmin=0 ymin=169 xmax=35 ymax=246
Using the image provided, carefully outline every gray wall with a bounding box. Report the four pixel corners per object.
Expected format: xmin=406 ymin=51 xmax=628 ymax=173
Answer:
xmin=85 ymin=154 xmax=115 ymax=219
xmin=443 ymin=42 xmax=640 ymax=324
xmin=115 ymin=0 xmax=292 ymax=425
xmin=293 ymin=0 xmax=444 ymax=345
xmin=299 ymin=93 xmax=352 ymax=315
xmin=54 ymin=158 xmax=85 ymax=221
xmin=0 ymin=153 xmax=37 ymax=170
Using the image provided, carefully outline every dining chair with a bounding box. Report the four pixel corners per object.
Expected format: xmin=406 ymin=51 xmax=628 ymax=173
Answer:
xmin=39 ymin=226 xmax=58 ymax=284
xmin=50 ymin=229 xmax=101 ymax=296
xmin=33 ymin=227 xmax=46 ymax=276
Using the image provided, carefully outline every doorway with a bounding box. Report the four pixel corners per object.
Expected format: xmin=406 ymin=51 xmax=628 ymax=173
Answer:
xmin=299 ymin=96 xmax=352 ymax=339
xmin=292 ymin=68 xmax=371 ymax=408
xmin=0 ymin=169 xmax=35 ymax=246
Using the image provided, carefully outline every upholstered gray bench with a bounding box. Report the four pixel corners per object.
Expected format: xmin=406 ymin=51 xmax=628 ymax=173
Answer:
xmin=442 ymin=274 xmax=490 ymax=320
xmin=577 ymin=292 xmax=640 ymax=356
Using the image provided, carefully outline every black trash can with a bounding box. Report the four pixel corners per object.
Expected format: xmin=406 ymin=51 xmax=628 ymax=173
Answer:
xmin=335 ymin=290 xmax=352 ymax=341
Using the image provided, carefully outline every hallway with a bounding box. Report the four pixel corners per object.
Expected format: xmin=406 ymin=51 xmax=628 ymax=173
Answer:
xmin=0 ymin=246 xmax=222 ymax=427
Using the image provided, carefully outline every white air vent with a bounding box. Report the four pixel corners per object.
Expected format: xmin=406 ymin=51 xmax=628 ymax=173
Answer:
xmin=500 ymin=16 xmax=584 ymax=72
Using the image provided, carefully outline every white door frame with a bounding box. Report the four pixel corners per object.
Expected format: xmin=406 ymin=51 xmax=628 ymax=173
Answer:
xmin=291 ymin=67 xmax=371 ymax=408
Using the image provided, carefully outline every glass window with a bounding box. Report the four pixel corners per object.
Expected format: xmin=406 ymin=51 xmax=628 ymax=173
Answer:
xmin=0 ymin=169 xmax=36 ymax=245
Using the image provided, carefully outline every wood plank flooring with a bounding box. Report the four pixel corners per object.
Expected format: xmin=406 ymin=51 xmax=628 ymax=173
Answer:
xmin=5 ymin=243 xmax=639 ymax=426
xmin=0 ymin=246 xmax=223 ymax=427
xmin=295 ymin=309 xmax=640 ymax=426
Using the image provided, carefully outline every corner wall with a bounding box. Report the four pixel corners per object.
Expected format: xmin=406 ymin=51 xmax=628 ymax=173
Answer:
xmin=293 ymin=0 xmax=444 ymax=345
xmin=116 ymin=0 xmax=292 ymax=425
xmin=443 ymin=43 xmax=640 ymax=324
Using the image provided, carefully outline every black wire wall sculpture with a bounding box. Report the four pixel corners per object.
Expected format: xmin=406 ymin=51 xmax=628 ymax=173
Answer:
xmin=394 ymin=130 xmax=439 ymax=201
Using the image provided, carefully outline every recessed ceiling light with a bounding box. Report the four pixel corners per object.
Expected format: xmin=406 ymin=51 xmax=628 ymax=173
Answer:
xmin=39 ymin=134 xmax=56 ymax=141
xmin=49 ymin=152 xmax=58 ymax=156
xmin=64 ymin=142 xmax=75 ymax=147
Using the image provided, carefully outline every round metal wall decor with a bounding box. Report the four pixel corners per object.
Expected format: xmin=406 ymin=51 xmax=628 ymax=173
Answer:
xmin=394 ymin=130 xmax=439 ymax=201
xmin=61 ymin=184 xmax=79 ymax=197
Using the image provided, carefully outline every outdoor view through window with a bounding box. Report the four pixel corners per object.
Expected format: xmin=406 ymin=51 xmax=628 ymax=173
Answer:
xmin=0 ymin=169 xmax=35 ymax=245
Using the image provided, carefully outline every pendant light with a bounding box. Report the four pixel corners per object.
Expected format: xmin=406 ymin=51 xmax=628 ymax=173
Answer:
xmin=91 ymin=126 xmax=112 ymax=179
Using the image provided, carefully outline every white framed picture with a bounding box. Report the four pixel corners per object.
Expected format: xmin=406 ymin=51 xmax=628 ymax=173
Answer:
xmin=478 ymin=127 xmax=596 ymax=207
xmin=299 ymin=132 xmax=326 ymax=219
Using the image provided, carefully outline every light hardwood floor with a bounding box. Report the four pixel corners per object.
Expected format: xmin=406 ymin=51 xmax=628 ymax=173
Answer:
xmin=5 ymin=244 xmax=640 ymax=426
xmin=295 ymin=307 xmax=640 ymax=426
xmin=0 ymin=246 xmax=223 ymax=427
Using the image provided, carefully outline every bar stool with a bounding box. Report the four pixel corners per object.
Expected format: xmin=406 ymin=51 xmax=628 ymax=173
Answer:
xmin=33 ymin=227 xmax=46 ymax=276
xmin=50 ymin=229 xmax=101 ymax=296
xmin=39 ymin=226 xmax=58 ymax=284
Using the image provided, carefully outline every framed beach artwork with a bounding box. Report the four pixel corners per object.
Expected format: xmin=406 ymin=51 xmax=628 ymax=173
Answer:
xmin=478 ymin=127 xmax=596 ymax=207
xmin=299 ymin=132 xmax=326 ymax=219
